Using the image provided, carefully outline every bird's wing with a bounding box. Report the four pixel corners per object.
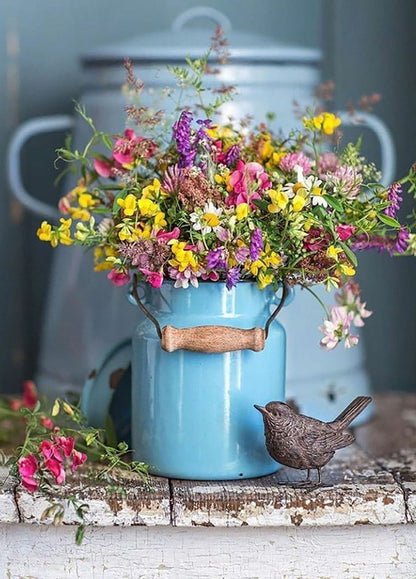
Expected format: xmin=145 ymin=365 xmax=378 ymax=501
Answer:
xmin=298 ymin=424 xmax=354 ymax=454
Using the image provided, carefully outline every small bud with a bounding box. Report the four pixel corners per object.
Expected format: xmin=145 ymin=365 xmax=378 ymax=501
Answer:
xmin=62 ymin=402 xmax=74 ymax=416
xmin=51 ymin=400 xmax=60 ymax=417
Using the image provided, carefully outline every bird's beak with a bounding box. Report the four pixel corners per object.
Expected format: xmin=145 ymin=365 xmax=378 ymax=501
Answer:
xmin=254 ymin=404 xmax=267 ymax=415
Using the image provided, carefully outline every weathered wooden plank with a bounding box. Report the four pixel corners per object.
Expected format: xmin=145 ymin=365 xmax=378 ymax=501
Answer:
xmin=15 ymin=470 xmax=171 ymax=526
xmin=171 ymin=445 xmax=406 ymax=527
xmin=1 ymin=523 xmax=415 ymax=579
xmin=0 ymin=467 xmax=19 ymax=523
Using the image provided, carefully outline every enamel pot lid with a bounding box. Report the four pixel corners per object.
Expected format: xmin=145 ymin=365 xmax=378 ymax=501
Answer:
xmin=82 ymin=6 xmax=321 ymax=67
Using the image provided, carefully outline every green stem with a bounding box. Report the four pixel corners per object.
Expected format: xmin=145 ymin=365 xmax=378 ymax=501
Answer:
xmin=300 ymin=284 xmax=331 ymax=318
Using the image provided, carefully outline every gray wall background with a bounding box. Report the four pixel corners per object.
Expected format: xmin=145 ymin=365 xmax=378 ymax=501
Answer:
xmin=0 ymin=0 xmax=415 ymax=394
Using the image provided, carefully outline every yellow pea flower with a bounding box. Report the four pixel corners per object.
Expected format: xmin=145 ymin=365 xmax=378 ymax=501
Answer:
xmin=154 ymin=211 xmax=167 ymax=228
xmin=327 ymin=245 xmax=342 ymax=260
xmin=312 ymin=112 xmax=341 ymax=135
xmin=236 ymin=203 xmax=249 ymax=220
xmin=117 ymin=194 xmax=137 ymax=217
xmin=337 ymin=263 xmax=356 ymax=276
xmin=78 ymin=193 xmax=96 ymax=208
xmin=268 ymin=188 xmax=288 ymax=213
xmin=257 ymin=272 xmax=274 ymax=289
xmin=137 ymin=198 xmax=159 ymax=217
xmin=292 ymin=194 xmax=307 ymax=212
xmin=37 ymin=221 xmax=52 ymax=242
xmin=142 ymin=178 xmax=163 ymax=200
xmin=250 ymin=260 xmax=265 ymax=276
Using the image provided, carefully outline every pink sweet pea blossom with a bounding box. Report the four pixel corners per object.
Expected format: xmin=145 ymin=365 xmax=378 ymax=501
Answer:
xmin=9 ymin=380 xmax=39 ymax=411
xmin=40 ymin=440 xmax=65 ymax=485
xmin=336 ymin=224 xmax=356 ymax=241
xmin=140 ymin=268 xmax=164 ymax=288
xmin=71 ymin=449 xmax=88 ymax=472
xmin=55 ymin=436 xmax=75 ymax=458
xmin=155 ymin=227 xmax=180 ymax=243
xmin=107 ymin=269 xmax=130 ymax=287
xmin=40 ymin=416 xmax=54 ymax=429
xmin=18 ymin=455 xmax=39 ymax=492
xmin=227 ymin=160 xmax=270 ymax=207
xmin=94 ymin=158 xmax=113 ymax=178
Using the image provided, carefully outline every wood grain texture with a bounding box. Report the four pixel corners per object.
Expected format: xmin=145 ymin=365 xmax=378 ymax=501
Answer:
xmin=161 ymin=325 xmax=265 ymax=353
xmin=1 ymin=524 xmax=415 ymax=579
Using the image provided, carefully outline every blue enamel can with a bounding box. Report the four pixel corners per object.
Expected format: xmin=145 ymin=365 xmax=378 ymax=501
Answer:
xmin=130 ymin=281 xmax=291 ymax=480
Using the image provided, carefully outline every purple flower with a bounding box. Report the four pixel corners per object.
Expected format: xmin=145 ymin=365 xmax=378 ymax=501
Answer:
xmin=250 ymin=228 xmax=264 ymax=261
xmin=172 ymin=110 xmax=195 ymax=168
xmin=225 ymin=145 xmax=241 ymax=167
xmin=206 ymin=247 xmax=226 ymax=270
xmin=234 ymin=246 xmax=250 ymax=264
xmin=394 ymin=226 xmax=410 ymax=253
xmin=352 ymin=227 xmax=409 ymax=256
xmin=226 ymin=267 xmax=241 ymax=290
xmin=384 ymin=182 xmax=403 ymax=218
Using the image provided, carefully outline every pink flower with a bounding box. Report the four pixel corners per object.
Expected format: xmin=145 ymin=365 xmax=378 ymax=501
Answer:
xmin=317 ymin=152 xmax=339 ymax=178
xmin=18 ymin=455 xmax=39 ymax=493
xmin=227 ymin=160 xmax=270 ymax=207
xmin=40 ymin=440 xmax=65 ymax=485
xmin=319 ymin=306 xmax=358 ymax=350
xmin=9 ymin=380 xmax=38 ymax=411
xmin=40 ymin=416 xmax=54 ymax=429
xmin=279 ymin=152 xmax=313 ymax=175
xmin=107 ymin=269 xmax=131 ymax=287
xmin=71 ymin=450 xmax=88 ymax=472
xmin=335 ymin=282 xmax=372 ymax=328
xmin=326 ymin=165 xmax=362 ymax=199
xmin=94 ymin=158 xmax=113 ymax=178
xmin=55 ymin=436 xmax=75 ymax=458
xmin=140 ymin=268 xmax=164 ymax=288
xmin=336 ymin=224 xmax=356 ymax=241
xmin=303 ymin=228 xmax=330 ymax=252
xmin=156 ymin=227 xmax=180 ymax=243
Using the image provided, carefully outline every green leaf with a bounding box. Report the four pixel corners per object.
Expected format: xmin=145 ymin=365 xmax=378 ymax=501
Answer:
xmin=75 ymin=524 xmax=86 ymax=546
xmin=339 ymin=241 xmax=358 ymax=267
xmin=323 ymin=195 xmax=343 ymax=213
xmin=252 ymin=199 xmax=269 ymax=212
xmin=378 ymin=213 xmax=401 ymax=228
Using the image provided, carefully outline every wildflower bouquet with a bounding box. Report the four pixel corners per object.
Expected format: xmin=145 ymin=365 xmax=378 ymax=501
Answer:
xmin=37 ymin=33 xmax=416 ymax=350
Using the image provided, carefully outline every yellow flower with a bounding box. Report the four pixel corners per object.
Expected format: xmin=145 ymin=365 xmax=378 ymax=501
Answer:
xmin=37 ymin=221 xmax=52 ymax=242
xmin=78 ymin=193 xmax=96 ymax=208
xmin=326 ymin=245 xmax=342 ymax=260
xmin=292 ymin=193 xmax=307 ymax=212
xmin=57 ymin=218 xmax=73 ymax=246
xmin=311 ymin=112 xmax=341 ymax=135
xmin=117 ymin=194 xmax=137 ymax=217
xmin=75 ymin=222 xmax=90 ymax=242
xmin=268 ymin=188 xmax=288 ymax=213
xmin=203 ymin=213 xmax=220 ymax=228
xmin=142 ymin=178 xmax=164 ymax=200
xmin=234 ymin=203 xmax=247 ymax=221
xmin=116 ymin=221 xmax=138 ymax=242
xmin=257 ymin=272 xmax=274 ymax=289
xmin=94 ymin=247 xmax=116 ymax=271
xmin=154 ymin=211 xmax=167 ymax=228
xmin=263 ymin=251 xmax=281 ymax=268
xmin=337 ymin=263 xmax=356 ymax=276
xmin=137 ymin=198 xmax=159 ymax=217
xmin=205 ymin=125 xmax=235 ymax=140
xmin=169 ymin=241 xmax=198 ymax=272
xmin=250 ymin=260 xmax=265 ymax=276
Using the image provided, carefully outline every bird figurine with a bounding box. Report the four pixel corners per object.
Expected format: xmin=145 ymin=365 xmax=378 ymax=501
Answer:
xmin=254 ymin=396 xmax=372 ymax=484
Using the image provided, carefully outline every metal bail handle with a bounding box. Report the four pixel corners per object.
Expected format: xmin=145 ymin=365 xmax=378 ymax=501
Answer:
xmin=130 ymin=276 xmax=290 ymax=354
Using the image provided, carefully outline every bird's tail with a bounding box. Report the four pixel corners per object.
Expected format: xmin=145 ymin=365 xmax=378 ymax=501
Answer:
xmin=331 ymin=396 xmax=372 ymax=429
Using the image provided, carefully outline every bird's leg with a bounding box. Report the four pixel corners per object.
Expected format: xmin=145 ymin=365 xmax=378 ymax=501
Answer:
xmin=317 ymin=467 xmax=322 ymax=485
xmin=306 ymin=469 xmax=311 ymax=482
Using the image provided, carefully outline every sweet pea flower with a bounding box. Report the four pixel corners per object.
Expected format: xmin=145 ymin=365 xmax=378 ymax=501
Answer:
xmin=227 ymin=160 xmax=270 ymax=207
xmin=18 ymin=455 xmax=39 ymax=492
xmin=107 ymin=269 xmax=130 ymax=287
xmin=139 ymin=268 xmax=164 ymax=288
xmin=40 ymin=440 xmax=66 ymax=485
xmin=9 ymin=380 xmax=38 ymax=411
xmin=71 ymin=449 xmax=88 ymax=472
xmin=155 ymin=227 xmax=180 ymax=243
xmin=336 ymin=224 xmax=356 ymax=241
xmin=93 ymin=158 xmax=113 ymax=178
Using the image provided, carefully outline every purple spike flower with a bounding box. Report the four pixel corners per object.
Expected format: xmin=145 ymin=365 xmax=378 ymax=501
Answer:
xmin=394 ymin=226 xmax=410 ymax=253
xmin=226 ymin=267 xmax=241 ymax=290
xmin=352 ymin=226 xmax=409 ymax=256
xmin=225 ymin=145 xmax=241 ymax=167
xmin=384 ymin=182 xmax=403 ymax=218
xmin=250 ymin=228 xmax=264 ymax=261
xmin=172 ymin=110 xmax=195 ymax=168
xmin=206 ymin=247 xmax=227 ymax=270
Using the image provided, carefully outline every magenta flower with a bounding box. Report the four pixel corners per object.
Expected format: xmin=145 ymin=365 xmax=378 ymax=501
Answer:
xmin=107 ymin=269 xmax=131 ymax=287
xmin=279 ymin=152 xmax=313 ymax=175
xmin=155 ymin=227 xmax=180 ymax=243
xmin=71 ymin=449 xmax=88 ymax=472
xmin=227 ymin=160 xmax=270 ymax=207
xmin=335 ymin=224 xmax=356 ymax=241
xmin=55 ymin=436 xmax=75 ymax=458
xmin=112 ymin=129 xmax=138 ymax=166
xmin=18 ymin=455 xmax=39 ymax=492
xmin=139 ymin=268 xmax=164 ymax=288
xmin=40 ymin=440 xmax=65 ymax=485
xmin=93 ymin=158 xmax=113 ymax=178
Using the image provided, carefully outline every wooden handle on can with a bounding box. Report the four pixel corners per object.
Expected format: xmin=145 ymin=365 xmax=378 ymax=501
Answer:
xmin=161 ymin=325 xmax=265 ymax=353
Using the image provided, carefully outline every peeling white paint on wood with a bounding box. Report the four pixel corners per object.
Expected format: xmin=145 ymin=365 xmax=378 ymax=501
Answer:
xmin=0 ymin=523 xmax=415 ymax=579
xmin=0 ymin=467 xmax=19 ymax=523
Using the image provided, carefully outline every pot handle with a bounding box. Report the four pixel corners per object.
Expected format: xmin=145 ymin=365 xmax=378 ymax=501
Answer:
xmin=130 ymin=276 xmax=290 ymax=353
xmin=7 ymin=115 xmax=74 ymax=220
xmin=338 ymin=111 xmax=396 ymax=186
xmin=172 ymin=7 xmax=232 ymax=33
